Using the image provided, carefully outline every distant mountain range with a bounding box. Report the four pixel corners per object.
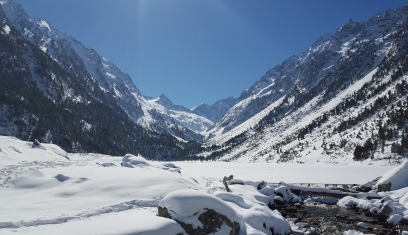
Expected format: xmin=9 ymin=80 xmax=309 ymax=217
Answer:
xmin=1 ymin=0 xmax=408 ymax=163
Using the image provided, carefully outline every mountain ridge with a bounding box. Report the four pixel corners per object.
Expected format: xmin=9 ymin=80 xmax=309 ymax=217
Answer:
xmin=1 ymin=0 xmax=408 ymax=164
xmin=198 ymin=3 xmax=408 ymax=163
xmin=0 ymin=0 xmax=217 ymax=142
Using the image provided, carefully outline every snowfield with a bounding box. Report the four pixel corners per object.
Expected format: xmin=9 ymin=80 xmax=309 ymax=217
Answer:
xmin=175 ymin=161 xmax=394 ymax=185
xmin=0 ymin=136 xmax=406 ymax=234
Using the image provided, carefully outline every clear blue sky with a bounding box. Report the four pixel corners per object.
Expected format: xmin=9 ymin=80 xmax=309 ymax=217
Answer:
xmin=14 ymin=0 xmax=406 ymax=108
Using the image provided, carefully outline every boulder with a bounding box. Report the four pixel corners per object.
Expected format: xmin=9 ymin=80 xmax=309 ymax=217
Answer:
xmin=275 ymin=186 xmax=292 ymax=202
xmin=158 ymin=189 xmax=242 ymax=235
xmin=215 ymin=185 xmax=291 ymax=235
xmin=274 ymin=196 xmax=285 ymax=205
xmin=378 ymin=201 xmax=395 ymax=216
xmin=357 ymin=180 xmax=374 ymax=192
xmin=377 ymin=182 xmax=392 ymax=192
xmin=257 ymin=180 xmax=267 ymax=190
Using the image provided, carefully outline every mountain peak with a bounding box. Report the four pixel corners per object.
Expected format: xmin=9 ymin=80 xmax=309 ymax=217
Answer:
xmin=157 ymin=94 xmax=174 ymax=106
xmin=191 ymin=97 xmax=238 ymax=123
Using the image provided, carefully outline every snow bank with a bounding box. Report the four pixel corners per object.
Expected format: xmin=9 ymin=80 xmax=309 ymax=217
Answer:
xmin=0 ymin=138 xmax=203 ymax=226
xmin=0 ymin=136 xmax=68 ymax=167
xmin=122 ymin=154 xmax=181 ymax=173
xmin=215 ymin=185 xmax=291 ymax=235
xmin=122 ymin=154 xmax=150 ymax=167
xmin=0 ymin=210 xmax=185 ymax=235
xmin=376 ymin=160 xmax=408 ymax=191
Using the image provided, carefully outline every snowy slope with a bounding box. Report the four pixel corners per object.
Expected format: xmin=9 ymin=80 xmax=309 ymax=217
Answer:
xmin=0 ymin=136 xmax=201 ymax=233
xmin=0 ymin=0 xmax=210 ymax=141
xmin=199 ymin=4 xmax=408 ymax=163
xmin=205 ymin=5 xmax=408 ymax=141
xmin=202 ymin=3 xmax=408 ymax=161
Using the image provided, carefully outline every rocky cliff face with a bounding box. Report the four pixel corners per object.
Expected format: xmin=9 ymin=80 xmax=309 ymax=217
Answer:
xmin=0 ymin=1 xmax=187 ymax=158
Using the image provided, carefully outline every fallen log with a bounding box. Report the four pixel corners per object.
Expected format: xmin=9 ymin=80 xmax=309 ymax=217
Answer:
xmin=279 ymin=182 xmax=382 ymax=200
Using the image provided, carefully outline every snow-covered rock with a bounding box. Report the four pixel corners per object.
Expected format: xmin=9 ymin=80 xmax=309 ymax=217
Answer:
xmin=378 ymin=200 xmax=396 ymax=216
xmin=337 ymin=196 xmax=377 ymax=210
xmin=387 ymin=214 xmax=402 ymax=225
xmin=158 ymin=189 xmax=243 ymax=235
xmin=356 ymin=222 xmax=367 ymax=229
xmin=215 ymin=184 xmax=291 ymax=235
xmin=274 ymin=185 xmax=293 ymax=202
xmin=121 ymin=154 xmax=181 ymax=173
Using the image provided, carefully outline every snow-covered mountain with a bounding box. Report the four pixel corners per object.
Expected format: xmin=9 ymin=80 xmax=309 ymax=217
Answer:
xmin=191 ymin=97 xmax=237 ymax=123
xmin=0 ymin=0 xmax=210 ymax=142
xmin=200 ymin=3 xmax=408 ymax=163
xmin=146 ymin=94 xmax=213 ymax=133
xmin=0 ymin=0 xmax=206 ymax=158
xmin=2 ymin=0 xmax=408 ymax=164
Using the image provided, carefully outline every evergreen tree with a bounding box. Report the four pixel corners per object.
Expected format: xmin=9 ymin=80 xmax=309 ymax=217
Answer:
xmin=401 ymin=131 xmax=408 ymax=155
xmin=364 ymin=138 xmax=374 ymax=157
xmin=353 ymin=145 xmax=365 ymax=161
xmin=378 ymin=123 xmax=386 ymax=153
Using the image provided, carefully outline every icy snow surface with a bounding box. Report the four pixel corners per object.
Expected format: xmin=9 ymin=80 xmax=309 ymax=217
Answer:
xmin=0 ymin=136 xmax=400 ymax=234
xmin=0 ymin=136 xmax=201 ymax=234
xmin=175 ymin=161 xmax=393 ymax=184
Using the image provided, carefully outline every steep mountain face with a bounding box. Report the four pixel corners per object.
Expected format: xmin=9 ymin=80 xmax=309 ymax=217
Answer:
xmin=0 ymin=5 xmax=186 ymax=159
xmin=191 ymin=97 xmax=237 ymax=123
xmin=205 ymin=6 xmax=408 ymax=141
xmin=0 ymin=0 xmax=217 ymax=159
xmin=0 ymin=0 xmax=208 ymax=142
xmin=200 ymin=4 xmax=408 ymax=163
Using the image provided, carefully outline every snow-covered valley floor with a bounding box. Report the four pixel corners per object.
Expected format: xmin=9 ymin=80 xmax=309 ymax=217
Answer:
xmin=175 ymin=162 xmax=394 ymax=185
xmin=0 ymin=136 xmax=405 ymax=235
